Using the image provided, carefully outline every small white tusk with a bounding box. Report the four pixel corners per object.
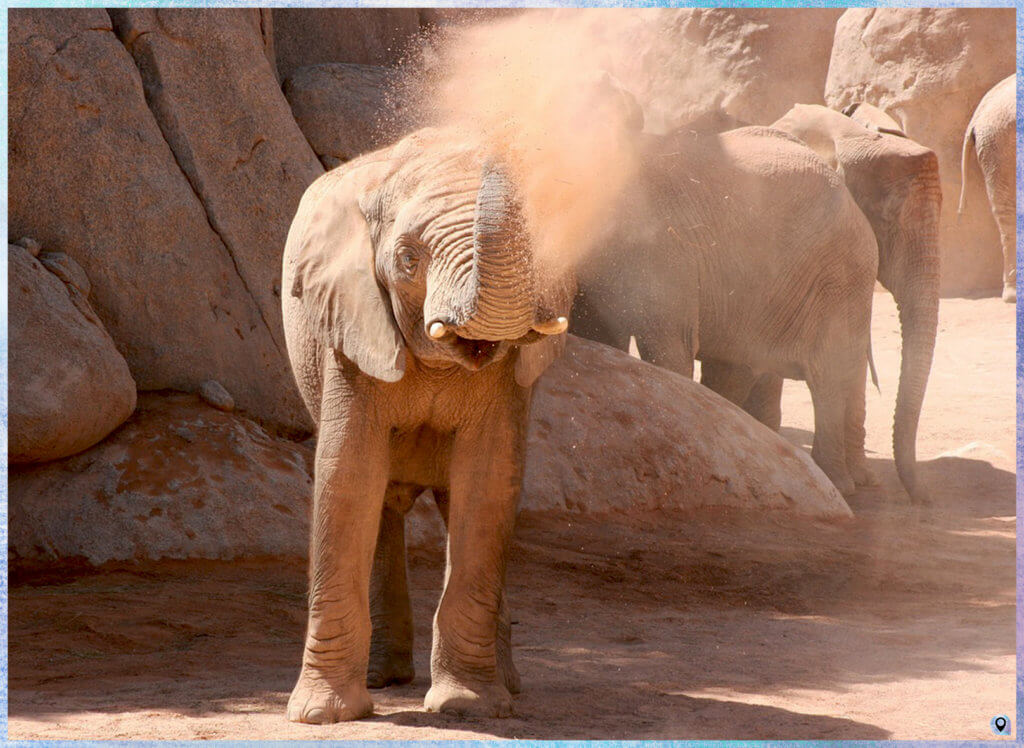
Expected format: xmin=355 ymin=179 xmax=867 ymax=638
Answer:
xmin=532 ymin=316 xmax=569 ymax=335
xmin=428 ymin=321 xmax=448 ymax=340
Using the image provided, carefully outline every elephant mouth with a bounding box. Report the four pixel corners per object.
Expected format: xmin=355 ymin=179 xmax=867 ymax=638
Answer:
xmin=451 ymin=335 xmax=504 ymax=370
xmin=446 ymin=330 xmax=545 ymax=371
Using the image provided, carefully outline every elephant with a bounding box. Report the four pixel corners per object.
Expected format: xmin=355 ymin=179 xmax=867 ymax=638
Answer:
xmin=959 ymin=74 xmax=1017 ymax=303
xmin=571 ymin=124 xmax=879 ymax=498
xmin=281 ymin=127 xmax=573 ymax=723
xmin=763 ymin=103 xmax=941 ymax=504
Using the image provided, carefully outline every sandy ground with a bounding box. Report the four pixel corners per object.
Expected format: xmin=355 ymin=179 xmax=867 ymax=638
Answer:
xmin=8 ymin=293 xmax=1016 ymax=740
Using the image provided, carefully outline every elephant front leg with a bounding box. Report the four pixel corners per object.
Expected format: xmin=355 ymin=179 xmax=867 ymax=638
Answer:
xmin=807 ymin=370 xmax=856 ymax=497
xmin=367 ymin=485 xmax=419 ymax=689
xmin=288 ymin=409 xmax=388 ymax=724
xmin=433 ymin=488 xmax=520 ymax=695
xmin=424 ymin=409 xmax=525 ymax=718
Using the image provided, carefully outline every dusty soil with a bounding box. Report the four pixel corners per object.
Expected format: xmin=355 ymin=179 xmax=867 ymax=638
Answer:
xmin=8 ymin=294 xmax=1016 ymax=740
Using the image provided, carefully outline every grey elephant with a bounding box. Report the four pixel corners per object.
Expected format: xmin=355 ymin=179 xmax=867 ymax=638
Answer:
xmin=281 ymin=128 xmax=572 ymax=723
xmin=959 ymin=74 xmax=1016 ymax=303
xmin=572 ymin=124 xmax=879 ymax=497
xmin=763 ymin=104 xmax=941 ymax=504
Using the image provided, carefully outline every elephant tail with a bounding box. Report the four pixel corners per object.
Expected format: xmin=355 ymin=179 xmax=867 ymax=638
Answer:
xmin=957 ymin=123 xmax=975 ymax=218
xmin=867 ymin=329 xmax=879 ymax=394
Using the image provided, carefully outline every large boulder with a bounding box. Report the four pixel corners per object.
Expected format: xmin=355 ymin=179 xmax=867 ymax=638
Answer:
xmin=825 ymin=8 xmax=1016 ymax=295
xmin=524 ymin=337 xmax=852 ymax=518
xmin=283 ymin=63 xmax=406 ymax=169
xmin=8 ymin=9 xmax=310 ymax=433
xmin=547 ymin=8 xmax=843 ymax=133
xmin=9 ymin=243 xmax=136 ymax=464
xmin=109 ymin=9 xmax=325 ymax=358
xmin=9 ymin=394 xmax=314 ymax=565
xmin=272 ymin=8 xmax=423 ymax=81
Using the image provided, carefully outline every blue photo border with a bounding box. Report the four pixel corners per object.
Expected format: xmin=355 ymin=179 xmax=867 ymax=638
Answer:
xmin=0 ymin=0 xmax=1019 ymax=745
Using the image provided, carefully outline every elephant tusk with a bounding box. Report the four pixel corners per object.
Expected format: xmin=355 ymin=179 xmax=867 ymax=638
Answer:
xmin=428 ymin=321 xmax=448 ymax=340
xmin=532 ymin=316 xmax=569 ymax=336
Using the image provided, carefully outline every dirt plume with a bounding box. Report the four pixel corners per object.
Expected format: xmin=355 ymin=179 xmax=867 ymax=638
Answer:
xmin=402 ymin=11 xmax=654 ymax=276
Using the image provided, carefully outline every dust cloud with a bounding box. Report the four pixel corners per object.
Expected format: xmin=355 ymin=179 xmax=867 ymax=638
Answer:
xmin=398 ymin=10 xmax=684 ymax=274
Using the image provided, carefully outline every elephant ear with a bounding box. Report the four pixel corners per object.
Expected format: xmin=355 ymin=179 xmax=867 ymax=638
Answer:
xmin=515 ymin=333 xmax=566 ymax=388
xmin=287 ymin=160 xmax=406 ymax=382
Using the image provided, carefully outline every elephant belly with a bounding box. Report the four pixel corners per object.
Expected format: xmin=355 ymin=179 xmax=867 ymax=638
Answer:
xmin=388 ymin=425 xmax=453 ymax=488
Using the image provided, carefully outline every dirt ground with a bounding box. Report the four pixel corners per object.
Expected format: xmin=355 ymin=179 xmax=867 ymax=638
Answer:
xmin=8 ymin=293 xmax=1016 ymax=740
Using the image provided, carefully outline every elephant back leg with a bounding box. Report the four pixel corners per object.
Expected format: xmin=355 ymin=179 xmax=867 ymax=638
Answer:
xmin=976 ymin=131 xmax=1017 ymax=301
xmin=743 ymin=373 xmax=784 ymax=431
xmin=699 ymin=359 xmax=757 ymax=406
xmin=367 ymin=482 xmax=421 ymax=688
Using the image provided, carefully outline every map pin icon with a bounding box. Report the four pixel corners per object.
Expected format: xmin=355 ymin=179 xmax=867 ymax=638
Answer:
xmin=991 ymin=715 xmax=1010 ymax=735
xmin=996 ymin=717 xmax=1006 ymax=731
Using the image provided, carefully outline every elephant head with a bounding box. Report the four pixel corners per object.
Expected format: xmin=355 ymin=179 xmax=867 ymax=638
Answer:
xmin=285 ymin=128 xmax=574 ymax=387
xmin=772 ymin=104 xmax=941 ymax=503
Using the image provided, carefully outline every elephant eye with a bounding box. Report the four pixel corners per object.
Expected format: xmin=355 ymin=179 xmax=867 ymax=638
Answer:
xmin=397 ymin=247 xmax=421 ymax=276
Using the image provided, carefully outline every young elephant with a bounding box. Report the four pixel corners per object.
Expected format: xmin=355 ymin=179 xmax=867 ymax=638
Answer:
xmin=765 ymin=104 xmax=941 ymax=503
xmin=572 ymin=126 xmax=879 ymax=497
xmin=959 ymin=74 xmax=1016 ymax=303
xmin=282 ymin=128 xmax=572 ymax=723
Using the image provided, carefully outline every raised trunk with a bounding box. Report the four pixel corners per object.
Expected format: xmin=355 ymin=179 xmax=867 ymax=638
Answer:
xmin=458 ymin=163 xmax=536 ymax=341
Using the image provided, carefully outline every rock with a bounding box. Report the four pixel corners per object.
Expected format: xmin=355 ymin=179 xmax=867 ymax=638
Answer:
xmin=825 ymin=8 xmax=1016 ymax=295
xmin=549 ymin=8 xmax=842 ymax=133
xmin=109 ymin=8 xmax=324 ymax=359
xmin=8 ymin=9 xmax=310 ymax=433
xmin=272 ymin=8 xmax=423 ymax=80
xmin=198 ymin=380 xmax=234 ymax=412
xmin=37 ymin=250 xmax=90 ymax=296
xmin=522 ymin=337 xmax=852 ymax=519
xmin=9 ymin=394 xmax=314 ymax=565
xmin=15 ymin=237 xmax=41 ymax=258
xmin=9 ymin=244 xmax=136 ymax=464
xmin=284 ymin=63 xmax=408 ymax=169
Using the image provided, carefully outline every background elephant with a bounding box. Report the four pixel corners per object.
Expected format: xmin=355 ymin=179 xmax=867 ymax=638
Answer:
xmin=765 ymin=103 xmax=941 ymax=503
xmin=281 ymin=128 xmax=572 ymax=722
xmin=959 ymin=74 xmax=1017 ymax=303
xmin=572 ymin=125 xmax=879 ymax=497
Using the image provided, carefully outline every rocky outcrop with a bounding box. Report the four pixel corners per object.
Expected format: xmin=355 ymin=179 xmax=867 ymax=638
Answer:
xmin=8 ymin=9 xmax=310 ymax=433
xmin=9 ymin=243 xmax=137 ymax=464
xmin=272 ymin=8 xmax=423 ymax=81
xmin=109 ymin=8 xmax=325 ymax=356
xmin=523 ymin=337 xmax=852 ymax=519
xmin=283 ymin=63 xmax=406 ymax=169
xmin=825 ymin=8 xmax=1016 ymax=295
xmin=557 ymin=8 xmax=843 ymax=133
xmin=9 ymin=394 xmax=314 ymax=564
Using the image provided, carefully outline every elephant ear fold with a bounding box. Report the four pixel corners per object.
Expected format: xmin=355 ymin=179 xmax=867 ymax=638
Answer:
xmin=515 ymin=333 xmax=566 ymax=388
xmin=287 ymin=160 xmax=407 ymax=382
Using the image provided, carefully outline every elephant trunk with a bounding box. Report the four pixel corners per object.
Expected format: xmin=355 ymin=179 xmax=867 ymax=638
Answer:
xmin=425 ymin=161 xmax=545 ymax=342
xmin=459 ymin=162 xmax=537 ymax=341
xmin=889 ymin=187 xmax=941 ymax=504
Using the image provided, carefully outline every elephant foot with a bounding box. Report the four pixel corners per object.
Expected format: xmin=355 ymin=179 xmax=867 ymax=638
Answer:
xmin=1002 ymin=285 xmax=1016 ymax=303
xmin=424 ymin=678 xmax=513 ymax=718
xmin=366 ymin=649 xmax=414 ymax=689
xmin=825 ymin=470 xmax=856 ymax=497
xmin=287 ymin=669 xmax=374 ymax=724
xmin=849 ymin=462 xmax=879 ymax=488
